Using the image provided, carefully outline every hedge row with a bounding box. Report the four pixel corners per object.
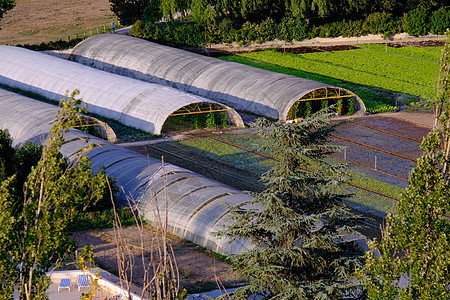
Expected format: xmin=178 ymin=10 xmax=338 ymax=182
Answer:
xmin=131 ymin=7 xmax=450 ymax=47
xmin=16 ymin=38 xmax=84 ymax=51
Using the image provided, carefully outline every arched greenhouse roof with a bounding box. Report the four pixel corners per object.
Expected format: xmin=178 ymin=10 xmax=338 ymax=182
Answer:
xmin=70 ymin=34 xmax=366 ymax=120
xmin=0 ymin=88 xmax=253 ymax=255
xmin=0 ymin=46 xmax=244 ymax=135
xmin=0 ymin=88 xmax=115 ymax=144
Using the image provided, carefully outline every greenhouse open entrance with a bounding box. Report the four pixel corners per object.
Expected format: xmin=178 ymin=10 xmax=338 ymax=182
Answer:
xmin=163 ymin=102 xmax=244 ymax=132
xmin=287 ymin=87 xmax=365 ymax=120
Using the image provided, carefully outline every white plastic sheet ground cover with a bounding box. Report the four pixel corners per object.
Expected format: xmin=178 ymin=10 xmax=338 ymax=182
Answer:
xmin=0 ymin=88 xmax=253 ymax=255
xmin=70 ymin=34 xmax=365 ymax=120
xmin=0 ymin=45 xmax=244 ymax=135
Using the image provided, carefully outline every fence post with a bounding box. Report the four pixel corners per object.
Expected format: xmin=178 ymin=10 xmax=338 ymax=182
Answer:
xmin=344 ymin=148 xmax=347 ymax=161
xmin=374 ymin=155 xmax=377 ymax=170
xmin=97 ymin=27 xmax=99 ymax=34
xmin=68 ymin=35 xmax=70 ymax=42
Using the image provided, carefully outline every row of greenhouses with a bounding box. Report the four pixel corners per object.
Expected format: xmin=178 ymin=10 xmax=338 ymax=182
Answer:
xmin=0 ymin=45 xmax=244 ymax=135
xmin=0 ymin=87 xmax=253 ymax=255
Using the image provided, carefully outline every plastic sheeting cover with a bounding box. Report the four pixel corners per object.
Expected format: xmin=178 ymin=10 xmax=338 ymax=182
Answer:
xmin=0 ymin=88 xmax=253 ymax=255
xmin=0 ymin=45 xmax=244 ymax=135
xmin=70 ymin=34 xmax=365 ymax=120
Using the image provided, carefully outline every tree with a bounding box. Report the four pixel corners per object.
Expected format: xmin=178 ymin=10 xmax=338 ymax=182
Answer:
xmin=0 ymin=90 xmax=110 ymax=300
xmin=0 ymin=129 xmax=15 ymax=182
xmin=0 ymin=0 xmax=14 ymax=23
xmin=364 ymin=32 xmax=450 ymax=300
xmin=142 ymin=0 xmax=163 ymax=24
xmin=109 ymin=0 xmax=149 ymax=26
xmin=216 ymin=107 xmax=365 ymax=299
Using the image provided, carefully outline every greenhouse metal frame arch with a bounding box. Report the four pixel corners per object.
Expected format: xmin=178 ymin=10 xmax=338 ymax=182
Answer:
xmin=0 ymin=88 xmax=253 ymax=255
xmin=70 ymin=34 xmax=366 ymax=120
xmin=0 ymin=45 xmax=244 ymax=135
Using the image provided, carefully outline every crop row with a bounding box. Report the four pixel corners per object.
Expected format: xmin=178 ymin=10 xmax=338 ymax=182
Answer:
xmin=357 ymin=44 xmax=442 ymax=63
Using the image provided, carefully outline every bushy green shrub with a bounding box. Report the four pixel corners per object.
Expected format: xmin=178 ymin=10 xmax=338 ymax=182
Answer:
xmin=292 ymin=17 xmax=308 ymax=41
xmin=141 ymin=0 xmax=163 ymax=24
xmin=219 ymin=18 xmax=235 ymax=43
xmin=130 ymin=20 xmax=143 ymax=37
xmin=429 ymin=7 xmax=450 ymax=35
xmin=277 ymin=17 xmax=294 ymax=42
xmin=364 ymin=12 xmax=399 ymax=37
xmin=404 ymin=9 xmax=429 ymax=36
xmin=258 ymin=18 xmax=277 ymax=42
xmin=17 ymin=38 xmax=84 ymax=51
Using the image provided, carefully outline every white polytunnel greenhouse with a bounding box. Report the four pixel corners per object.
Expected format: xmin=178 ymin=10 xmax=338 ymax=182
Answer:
xmin=0 ymin=45 xmax=244 ymax=135
xmin=69 ymin=34 xmax=366 ymax=120
xmin=0 ymin=87 xmax=254 ymax=255
xmin=0 ymin=87 xmax=116 ymax=144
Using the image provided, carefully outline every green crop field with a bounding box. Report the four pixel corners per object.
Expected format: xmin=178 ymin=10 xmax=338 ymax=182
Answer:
xmin=221 ymin=44 xmax=442 ymax=113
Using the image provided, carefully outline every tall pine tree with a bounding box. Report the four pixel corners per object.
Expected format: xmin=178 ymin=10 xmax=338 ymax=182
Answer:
xmin=364 ymin=31 xmax=450 ymax=300
xmin=217 ymin=107 xmax=365 ymax=299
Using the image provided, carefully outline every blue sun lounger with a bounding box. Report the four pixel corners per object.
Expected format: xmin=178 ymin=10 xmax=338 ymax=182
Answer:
xmin=58 ymin=278 xmax=71 ymax=292
xmin=77 ymin=274 xmax=89 ymax=291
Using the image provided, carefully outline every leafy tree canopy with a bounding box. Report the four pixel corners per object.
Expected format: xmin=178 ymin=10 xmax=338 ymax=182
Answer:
xmin=109 ymin=0 xmax=149 ymax=26
xmin=0 ymin=90 xmax=111 ymax=299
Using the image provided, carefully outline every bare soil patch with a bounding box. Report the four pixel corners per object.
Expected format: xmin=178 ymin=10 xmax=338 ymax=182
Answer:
xmin=0 ymin=0 xmax=116 ymax=45
xmin=73 ymin=226 xmax=242 ymax=294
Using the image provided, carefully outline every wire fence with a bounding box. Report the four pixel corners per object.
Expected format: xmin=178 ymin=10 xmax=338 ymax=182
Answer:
xmin=67 ymin=24 xmax=115 ymax=42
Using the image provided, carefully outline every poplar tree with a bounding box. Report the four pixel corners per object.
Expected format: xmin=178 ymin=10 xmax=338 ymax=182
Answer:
xmin=0 ymin=90 xmax=110 ymax=300
xmin=364 ymin=32 xmax=450 ymax=300
xmin=217 ymin=107 xmax=365 ymax=299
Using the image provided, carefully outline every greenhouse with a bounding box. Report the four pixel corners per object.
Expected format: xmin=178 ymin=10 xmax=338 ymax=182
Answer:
xmin=0 ymin=88 xmax=115 ymax=144
xmin=0 ymin=88 xmax=254 ymax=255
xmin=70 ymin=34 xmax=366 ymax=120
xmin=0 ymin=46 xmax=244 ymax=135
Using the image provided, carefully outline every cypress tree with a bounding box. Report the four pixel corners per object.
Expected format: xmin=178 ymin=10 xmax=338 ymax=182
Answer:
xmin=217 ymin=107 xmax=365 ymax=299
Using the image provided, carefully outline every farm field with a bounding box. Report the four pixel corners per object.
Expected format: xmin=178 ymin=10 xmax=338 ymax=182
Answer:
xmin=221 ymin=43 xmax=443 ymax=113
xmin=139 ymin=112 xmax=431 ymax=218
xmin=0 ymin=0 xmax=116 ymax=45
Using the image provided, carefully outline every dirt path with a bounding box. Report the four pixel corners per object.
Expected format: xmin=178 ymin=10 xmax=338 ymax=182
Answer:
xmin=72 ymin=226 xmax=241 ymax=294
xmin=205 ymin=32 xmax=447 ymax=54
